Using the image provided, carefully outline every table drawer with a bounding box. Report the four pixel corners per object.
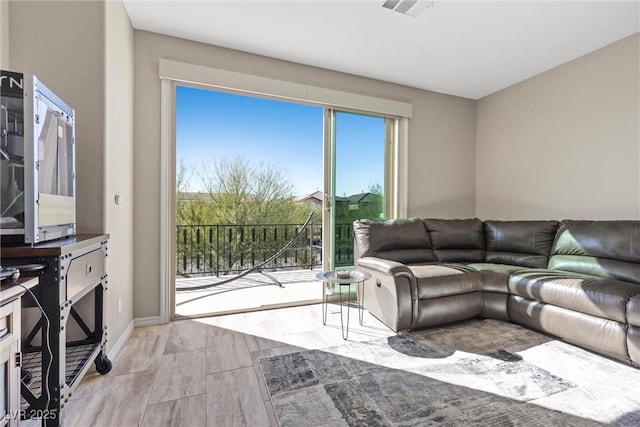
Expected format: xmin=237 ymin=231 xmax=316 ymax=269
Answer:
xmin=66 ymin=248 xmax=105 ymax=301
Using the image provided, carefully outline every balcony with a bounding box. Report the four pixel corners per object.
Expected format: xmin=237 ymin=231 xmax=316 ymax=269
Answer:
xmin=175 ymin=222 xmax=356 ymax=317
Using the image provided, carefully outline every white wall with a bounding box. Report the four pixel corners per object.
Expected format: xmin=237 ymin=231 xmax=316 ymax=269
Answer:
xmin=0 ymin=0 xmax=8 ymax=69
xmin=133 ymin=31 xmax=477 ymax=319
xmin=476 ymin=33 xmax=640 ymax=220
xmin=8 ymin=0 xmax=135 ymax=353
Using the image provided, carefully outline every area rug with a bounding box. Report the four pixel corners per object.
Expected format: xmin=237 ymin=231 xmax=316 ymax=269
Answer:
xmin=259 ymin=319 xmax=640 ymax=426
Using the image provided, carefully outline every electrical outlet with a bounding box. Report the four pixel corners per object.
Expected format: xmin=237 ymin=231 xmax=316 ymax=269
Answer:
xmin=118 ymin=297 xmax=123 ymax=315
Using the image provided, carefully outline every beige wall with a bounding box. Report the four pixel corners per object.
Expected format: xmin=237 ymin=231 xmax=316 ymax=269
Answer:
xmin=0 ymin=0 xmax=8 ymax=69
xmin=8 ymin=1 xmax=135 ymax=353
xmin=104 ymin=1 xmax=134 ymax=351
xmin=133 ymin=31 xmax=477 ymax=318
xmin=9 ymin=0 xmax=105 ymax=232
xmin=476 ymin=33 xmax=640 ymax=220
xmin=409 ymin=91 xmax=477 ymax=216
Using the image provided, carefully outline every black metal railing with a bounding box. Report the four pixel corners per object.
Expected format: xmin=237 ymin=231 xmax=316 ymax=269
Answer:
xmin=176 ymin=222 xmax=355 ymax=276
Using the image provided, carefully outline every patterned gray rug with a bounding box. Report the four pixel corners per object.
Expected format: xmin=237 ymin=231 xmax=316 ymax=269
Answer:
xmin=259 ymin=319 xmax=640 ymax=426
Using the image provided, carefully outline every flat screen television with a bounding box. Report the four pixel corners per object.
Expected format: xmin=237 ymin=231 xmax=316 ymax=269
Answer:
xmin=1 ymin=70 xmax=76 ymax=244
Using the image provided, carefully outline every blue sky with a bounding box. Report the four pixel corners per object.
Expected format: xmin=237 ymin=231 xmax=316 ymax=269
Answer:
xmin=176 ymin=86 xmax=384 ymax=197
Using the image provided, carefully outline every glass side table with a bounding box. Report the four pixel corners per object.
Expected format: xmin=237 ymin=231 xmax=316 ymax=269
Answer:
xmin=316 ymin=270 xmax=371 ymax=340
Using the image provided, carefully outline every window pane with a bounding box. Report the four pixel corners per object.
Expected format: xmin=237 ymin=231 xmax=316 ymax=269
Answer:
xmin=333 ymin=111 xmax=385 ymax=268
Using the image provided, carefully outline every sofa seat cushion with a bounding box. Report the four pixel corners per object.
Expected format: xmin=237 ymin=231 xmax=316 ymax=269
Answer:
xmin=467 ymin=263 xmax=523 ymax=293
xmin=467 ymin=263 xmax=522 ymax=275
xmin=509 ymin=269 xmax=640 ymax=323
xmin=628 ymin=295 xmax=640 ymax=327
xmin=409 ymin=264 xmax=483 ymax=299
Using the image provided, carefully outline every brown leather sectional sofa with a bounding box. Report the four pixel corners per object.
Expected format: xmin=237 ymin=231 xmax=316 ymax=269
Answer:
xmin=353 ymin=218 xmax=640 ymax=367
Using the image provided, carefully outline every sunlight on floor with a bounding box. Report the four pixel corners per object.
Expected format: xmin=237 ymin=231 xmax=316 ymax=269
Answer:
xmin=62 ymin=304 xmax=640 ymax=426
xmin=193 ymin=302 xmax=396 ymax=351
xmin=175 ymin=269 xmax=324 ymax=317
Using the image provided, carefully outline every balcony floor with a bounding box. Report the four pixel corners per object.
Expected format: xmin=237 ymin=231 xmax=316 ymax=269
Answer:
xmin=175 ymin=268 xmax=324 ymax=318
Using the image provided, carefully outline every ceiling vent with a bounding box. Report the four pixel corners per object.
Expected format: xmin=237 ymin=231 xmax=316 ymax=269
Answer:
xmin=382 ymin=0 xmax=434 ymax=17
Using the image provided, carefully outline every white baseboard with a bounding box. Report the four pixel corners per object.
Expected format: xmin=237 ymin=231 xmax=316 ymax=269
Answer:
xmin=134 ymin=316 xmax=166 ymax=327
xmin=107 ymin=320 xmax=134 ymax=361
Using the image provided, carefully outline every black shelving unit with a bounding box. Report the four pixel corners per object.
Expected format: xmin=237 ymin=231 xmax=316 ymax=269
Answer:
xmin=1 ymin=234 xmax=112 ymax=426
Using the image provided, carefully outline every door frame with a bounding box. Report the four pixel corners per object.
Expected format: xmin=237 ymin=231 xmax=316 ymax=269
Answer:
xmin=159 ymin=61 xmax=411 ymax=322
xmin=322 ymin=109 xmax=402 ymax=272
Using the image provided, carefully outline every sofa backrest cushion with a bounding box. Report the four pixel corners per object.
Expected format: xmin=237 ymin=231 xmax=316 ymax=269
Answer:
xmin=422 ymin=218 xmax=484 ymax=262
xmin=353 ymin=218 xmax=436 ymax=264
xmin=549 ymin=220 xmax=640 ymax=284
xmin=484 ymin=220 xmax=558 ymax=268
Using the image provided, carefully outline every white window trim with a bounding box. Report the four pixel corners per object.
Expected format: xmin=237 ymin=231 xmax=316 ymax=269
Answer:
xmin=158 ymin=60 xmax=411 ymax=322
xmin=159 ymin=78 xmax=172 ymax=323
xmin=159 ymin=59 xmax=413 ymax=118
xmin=397 ymin=117 xmax=409 ymax=219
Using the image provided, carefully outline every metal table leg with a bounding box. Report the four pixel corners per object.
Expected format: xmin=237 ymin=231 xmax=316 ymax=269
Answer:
xmin=358 ymin=280 xmax=364 ymax=326
xmin=339 ymin=283 xmax=350 ymax=340
xmin=322 ymin=282 xmax=328 ymax=325
xmin=317 ymin=271 xmax=370 ymax=341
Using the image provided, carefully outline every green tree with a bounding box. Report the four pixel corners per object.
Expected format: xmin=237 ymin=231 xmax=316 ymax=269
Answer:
xmin=197 ymin=157 xmax=309 ymax=225
xmin=176 ymin=158 xmax=208 ymax=226
xmin=176 ymin=156 xmax=315 ymax=275
xmin=333 ymin=182 xmax=384 ymax=267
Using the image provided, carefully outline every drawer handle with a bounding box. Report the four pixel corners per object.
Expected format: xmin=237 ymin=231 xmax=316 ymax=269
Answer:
xmin=86 ymin=264 xmax=92 ymax=275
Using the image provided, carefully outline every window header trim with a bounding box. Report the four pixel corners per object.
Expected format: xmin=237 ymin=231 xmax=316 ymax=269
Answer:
xmin=159 ymin=59 xmax=413 ymax=118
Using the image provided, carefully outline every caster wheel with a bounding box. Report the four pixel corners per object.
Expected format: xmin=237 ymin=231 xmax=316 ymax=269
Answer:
xmin=95 ymin=356 xmax=112 ymax=375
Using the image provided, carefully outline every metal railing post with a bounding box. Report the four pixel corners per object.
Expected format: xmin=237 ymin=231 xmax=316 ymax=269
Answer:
xmin=216 ymin=224 xmax=220 ymax=277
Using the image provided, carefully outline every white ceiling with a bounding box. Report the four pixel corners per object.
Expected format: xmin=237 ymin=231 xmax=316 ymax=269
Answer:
xmin=123 ymin=0 xmax=640 ymax=100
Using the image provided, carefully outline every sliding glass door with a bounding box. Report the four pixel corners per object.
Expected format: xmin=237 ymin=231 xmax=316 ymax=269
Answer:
xmin=323 ymin=110 xmax=396 ymax=272
xmin=172 ymin=84 xmax=399 ymax=316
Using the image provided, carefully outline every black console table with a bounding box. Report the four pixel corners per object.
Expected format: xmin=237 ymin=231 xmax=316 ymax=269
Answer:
xmin=0 ymin=234 xmax=112 ymax=426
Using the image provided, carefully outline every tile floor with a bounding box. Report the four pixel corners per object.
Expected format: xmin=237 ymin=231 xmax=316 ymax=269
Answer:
xmin=54 ymin=303 xmax=394 ymax=427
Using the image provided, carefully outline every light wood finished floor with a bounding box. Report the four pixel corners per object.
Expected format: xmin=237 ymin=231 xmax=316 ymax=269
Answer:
xmin=56 ymin=303 xmax=394 ymax=427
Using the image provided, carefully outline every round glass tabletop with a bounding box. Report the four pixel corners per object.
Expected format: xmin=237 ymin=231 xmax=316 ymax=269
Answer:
xmin=315 ymin=270 xmax=371 ymax=284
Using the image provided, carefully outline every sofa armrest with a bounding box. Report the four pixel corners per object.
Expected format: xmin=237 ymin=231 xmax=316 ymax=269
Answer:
xmin=355 ymin=257 xmax=416 ymax=332
xmin=356 ymin=257 xmax=414 ymax=278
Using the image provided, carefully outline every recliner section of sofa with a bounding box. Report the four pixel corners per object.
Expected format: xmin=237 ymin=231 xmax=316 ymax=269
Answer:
xmin=509 ymin=220 xmax=640 ymax=363
xmin=353 ymin=218 xmax=640 ymax=367
xmin=354 ymin=218 xmax=432 ymax=331
xmin=355 ymin=218 xmax=487 ymax=330
xmin=508 ymin=295 xmax=630 ymax=361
